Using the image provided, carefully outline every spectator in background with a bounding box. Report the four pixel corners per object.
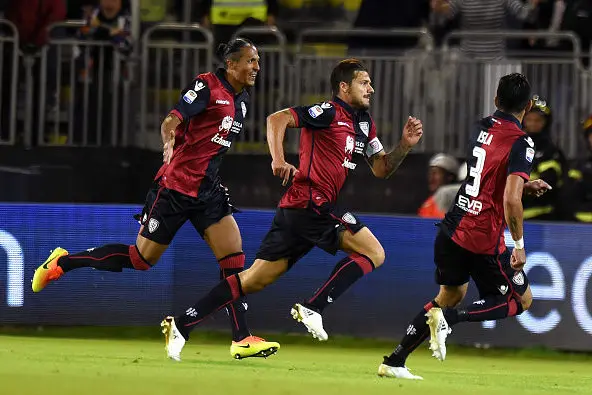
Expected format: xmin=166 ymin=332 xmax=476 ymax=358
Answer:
xmin=418 ymin=153 xmax=460 ymax=218
xmin=430 ymin=0 xmax=540 ymax=60
xmin=561 ymin=0 xmax=592 ymax=66
xmin=199 ymin=0 xmax=278 ymax=46
xmin=564 ymin=115 xmax=592 ymax=223
xmin=349 ymin=0 xmax=431 ymax=54
xmin=75 ymin=0 xmax=132 ymax=144
xmin=522 ymin=95 xmax=567 ymax=220
xmin=3 ymin=0 xmax=66 ymax=144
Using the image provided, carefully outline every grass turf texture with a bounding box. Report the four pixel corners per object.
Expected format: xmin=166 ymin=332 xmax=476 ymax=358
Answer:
xmin=0 ymin=327 xmax=590 ymax=395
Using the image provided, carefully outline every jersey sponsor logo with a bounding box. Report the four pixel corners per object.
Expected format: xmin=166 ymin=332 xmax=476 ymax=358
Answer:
xmin=342 ymin=212 xmax=357 ymax=224
xmin=513 ymin=271 xmax=525 ymax=286
xmin=526 ymin=147 xmax=535 ymax=163
xmin=477 ymin=130 xmax=493 ymax=145
xmin=345 ymin=135 xmax=355 ymax=155
xmin=211 ymin=133 xmax=232 ymax=147
xmin=148 ymin=218 xmax=159 ymax=233
xmin=216 ymin=99 xmax=230 ymax=105
xmin=219 ymin=115 xmax=233 ymax=132
xmin=359 ymin=121 xmax=369 ymax=136
xmin=183 ymin=90 xmax=197 ymax=104
xmin=354 ymin=140 xmax=365 ymax=155
xmin=195 ymin=81 xmax=205 ymax=91
xmin=337 ymin=121 xmax=351 ymax=128
xmin=320 ymin=102 xmax=332 ymax=109
xmin=308 ymin=105 xmax=323 ymax=118
xmin=342 ymin=158 xmax=357 ymax=170
xmin=241 ymin=102 xmax=247 ymax=117
xmin=231 ymin=121 xmax=243 ymax=134
xmin=457 ymin=195 xmax=483 ymax=215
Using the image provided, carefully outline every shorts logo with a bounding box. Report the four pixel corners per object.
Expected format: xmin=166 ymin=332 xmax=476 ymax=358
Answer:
xmin=513 ymin=271 xmax=525 ymax=286
xmin=183 ymin=90 xmax=197 ymax=104
xmin=359 ymin=121 xmax=369 ymax=136
xmin=498 ymin=284 xmax=509 ymax=295
xmin=142 ymin=213 xmax=147 ymax=224
xmin=241 ymin=102 xmax=247 ymax=118
xmin=308 ymin=105 xmax=323 ymax=118
xmin=342 ymin=212 xmax=357 ymax=224
xmin=148 ymin=218 xmax=159 ymax=233
xmin=186 ymin=307 xmax=198 ymax=317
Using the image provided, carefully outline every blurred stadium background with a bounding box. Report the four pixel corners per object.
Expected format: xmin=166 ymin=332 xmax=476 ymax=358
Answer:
xmin=0 ymin=0 xmax=592 ymax=394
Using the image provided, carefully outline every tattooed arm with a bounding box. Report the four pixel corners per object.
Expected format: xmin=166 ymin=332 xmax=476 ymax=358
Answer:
xmin=504 ymin=174 xmax=527 ymax=269
xmin=367 ymin=116 xmax=423 ymax=179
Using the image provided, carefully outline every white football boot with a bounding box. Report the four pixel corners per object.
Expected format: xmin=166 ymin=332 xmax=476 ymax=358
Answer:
xmin=426 ymin=307 xmax=451 ymax=361
xmin=291 ymin=303 xmax=329 ymax=341
xmin=161 ymin=316 xmax=186 ymax=362
xmin=377 ymin=364 xmax=424 ymax=380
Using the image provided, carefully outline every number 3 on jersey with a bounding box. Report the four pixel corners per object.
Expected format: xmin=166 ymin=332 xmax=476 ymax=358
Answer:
xmin=466 ymin=147 xmax=486 ymax=197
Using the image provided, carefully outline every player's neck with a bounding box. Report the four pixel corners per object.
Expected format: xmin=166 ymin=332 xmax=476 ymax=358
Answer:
xmin=335 ymin=95 xmax=357 ymax=111
xmin=224 ymin=71 xmax=245 ymax=93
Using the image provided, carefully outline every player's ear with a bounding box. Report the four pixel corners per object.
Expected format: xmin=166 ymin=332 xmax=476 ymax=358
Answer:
xmin=524 ymin=99 xmax=533 ymax=113
xmin=339 ymin=81 xmax=349 ymax=94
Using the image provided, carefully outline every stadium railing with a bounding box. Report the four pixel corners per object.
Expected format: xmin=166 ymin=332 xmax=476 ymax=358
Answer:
xmin=0 ymin=19 xmax=19 ymax=146
xmin=437 ymin=30 xmax=585 ymax=158
xmin=230 ymin=26 xmax=287 ymax=153
xmin=139 ymin=23 xmax=214 ymax=149
xmin=31 ymin=21 xmax=134 ymax=147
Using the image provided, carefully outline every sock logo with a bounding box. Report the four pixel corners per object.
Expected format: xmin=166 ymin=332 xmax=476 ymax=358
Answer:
xmin=148 ymin=218 xmax=160 ymax=233
xmin=406 ymin=324 xmax=416 ymax=336
xmin=186 ymin=307 xmax=198 ymax=317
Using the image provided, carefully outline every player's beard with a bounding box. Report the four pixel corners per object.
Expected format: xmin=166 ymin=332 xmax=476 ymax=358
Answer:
xmin=353 ymin=96 xmax=370 ymax=111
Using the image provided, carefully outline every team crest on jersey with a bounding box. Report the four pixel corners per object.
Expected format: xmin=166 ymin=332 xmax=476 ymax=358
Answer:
xmin=219 ymin=115 xmax=233 ymax=132
xmin=308 ymin=105 xmax=323 ymax=118
xmin=359 ymin=122 xmax=369 ymax=136
xmin=241 ymin=102 xmax=247 ymax=118
xmin=345 ymin=135 xmax=355 ymax=155
xmin=342 ymin=212 xmax=357 ymax=224
xmin=148 ymin=218 xmax=159 ymax=233
xmin=513 ymin=271 xmax=525 ymax=286
xmin=526 ymin=147 xmax=535 ymax=163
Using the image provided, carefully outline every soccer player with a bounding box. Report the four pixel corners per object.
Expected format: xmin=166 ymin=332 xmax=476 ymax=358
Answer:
xmin=159 ymin=58 xmax=424 ymax=361
xmin=31 ymin=37 xmax=280 ymax=360
xmin=377 ymin=73 xmax=552 ymax=380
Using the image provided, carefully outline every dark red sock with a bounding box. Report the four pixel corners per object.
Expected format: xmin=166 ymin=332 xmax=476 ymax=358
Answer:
xmin=57 ymin=244 xmax=151 ymax=272
xmin=219 ymin=253 xmax=251 ymax=342
xmin=307 ymin=253 xmax=375 ymax=312
xmin=175 ymin=274 xmax=244 ymax=340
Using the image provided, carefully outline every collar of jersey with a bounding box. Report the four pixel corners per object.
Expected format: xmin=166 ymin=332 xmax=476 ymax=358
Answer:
xmin=493 ymin=110 xmax=523 ymax=129
xmin=333 ymin=96 xmax=361 ymax=118
xmin=215 ymin=68 xmax=241 ymax=95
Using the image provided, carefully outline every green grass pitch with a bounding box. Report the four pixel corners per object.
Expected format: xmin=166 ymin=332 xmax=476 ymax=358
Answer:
xmin=0 ymin=327 xmax=590 ymax=395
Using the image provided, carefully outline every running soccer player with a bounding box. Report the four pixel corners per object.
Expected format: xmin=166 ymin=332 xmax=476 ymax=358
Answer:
xmin=31 ymin=38 xmax=280 ymax=360
xmin=377 ymin=73 xmax=552 ymax=380
xmin=159 ymin=58 xmax=425 ymax=361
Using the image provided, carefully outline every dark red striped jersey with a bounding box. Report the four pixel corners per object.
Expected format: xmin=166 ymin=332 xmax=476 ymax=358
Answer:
xmin=279 ymin=97 xmax=384 ymax=209
xmin=154 ymin=68 xmax=249 ymax=198
xmin=440 ymin=110 xmax=535 ymax=255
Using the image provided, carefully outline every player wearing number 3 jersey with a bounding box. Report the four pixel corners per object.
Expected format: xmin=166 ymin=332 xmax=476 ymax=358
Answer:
xmin=376 ymin=73 xmax=553 ymax=380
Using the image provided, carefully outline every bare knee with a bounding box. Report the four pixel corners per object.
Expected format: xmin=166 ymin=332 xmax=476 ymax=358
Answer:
xmin=520 ymin=288 xmax=533 ymax=311
xmin=367 ymin=244 xmax=386 ymax=268
xmin=435 ymin=285 xmax=468 ymax=308
xmin=239 ymin=259 xmax=288 ymax=293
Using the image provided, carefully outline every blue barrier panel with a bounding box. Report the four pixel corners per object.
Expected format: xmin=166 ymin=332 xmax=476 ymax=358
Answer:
xmin=0 ymin=204 xmax=591 ymax=350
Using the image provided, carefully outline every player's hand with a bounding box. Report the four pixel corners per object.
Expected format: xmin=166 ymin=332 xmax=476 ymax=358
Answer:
xmin=162 ymin=132 xmax=175 ymax=164
xmin=511 ymin=247 xmax=526 ymax=271
xmin=524 ymin=179 xmax=552 ymax=197
xmin=272 ymin=160 xmax=299 ymax=186
xmin=401 ymin=116 xmax=423 ymax=150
